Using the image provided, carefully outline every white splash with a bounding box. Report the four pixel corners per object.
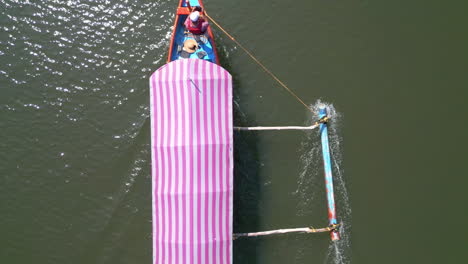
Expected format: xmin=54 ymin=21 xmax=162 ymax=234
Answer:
xmin=297 ymin=100 xmax=352 ymax=263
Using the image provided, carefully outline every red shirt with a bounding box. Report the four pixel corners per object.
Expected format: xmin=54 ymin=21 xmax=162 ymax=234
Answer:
xmin=184 ymin=17 xmax=209 ymax=35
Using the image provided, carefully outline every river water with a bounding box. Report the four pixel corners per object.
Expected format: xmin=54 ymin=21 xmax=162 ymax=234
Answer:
xmin=1 ymin=0 xmax=467 ymax=263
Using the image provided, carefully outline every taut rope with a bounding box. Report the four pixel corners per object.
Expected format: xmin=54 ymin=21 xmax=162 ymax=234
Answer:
xmin=204 ymin=13 xmax=313 ymax=113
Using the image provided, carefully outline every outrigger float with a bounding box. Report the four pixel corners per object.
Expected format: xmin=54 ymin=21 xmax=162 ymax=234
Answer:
xmin=149 ymin=1 xmax=340 ymax=263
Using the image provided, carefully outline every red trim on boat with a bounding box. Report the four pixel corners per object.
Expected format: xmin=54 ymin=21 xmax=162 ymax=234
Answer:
xmin=176 ymin=7 xmax=191 ymax=15
xmin=166 ymin=0 xmax=183 ymax=63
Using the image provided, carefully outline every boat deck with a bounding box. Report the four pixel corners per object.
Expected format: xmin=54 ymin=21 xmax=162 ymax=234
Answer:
xmin=169 ymin=0 xmax=217 ymax=63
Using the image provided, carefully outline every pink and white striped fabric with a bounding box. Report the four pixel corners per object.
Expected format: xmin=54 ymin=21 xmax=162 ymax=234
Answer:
xmin=149 ymin=59 xmax=233 ymax=264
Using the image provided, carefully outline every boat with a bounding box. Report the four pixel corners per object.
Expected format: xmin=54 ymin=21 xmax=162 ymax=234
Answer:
xmin=150 ymin=1 xmax=233 ymax=263
xmin=149 ymin=1 xmax=340 ymax=263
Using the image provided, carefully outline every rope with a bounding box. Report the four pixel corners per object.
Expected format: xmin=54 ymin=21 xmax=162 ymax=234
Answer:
xmin=204 ymin=13 xmax=313 ymax=112
xmin=309 ymin=225 xmax=316 ymax=233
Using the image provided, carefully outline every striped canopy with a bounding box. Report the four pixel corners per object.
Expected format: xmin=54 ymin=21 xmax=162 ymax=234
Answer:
xmin=149 ymin=59 xmax=233 ymax=264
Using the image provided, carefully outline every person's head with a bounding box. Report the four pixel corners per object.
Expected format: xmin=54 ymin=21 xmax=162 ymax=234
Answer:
xmin=190 ymin=11 xmax=200 ymax=23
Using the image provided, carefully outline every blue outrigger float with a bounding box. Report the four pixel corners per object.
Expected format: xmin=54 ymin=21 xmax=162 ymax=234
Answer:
xmin=149 ymin=1 xmax=341 ymax=263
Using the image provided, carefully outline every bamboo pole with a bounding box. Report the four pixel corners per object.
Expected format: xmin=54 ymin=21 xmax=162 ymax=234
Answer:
xmin=233 ymin=117 xmax=329 ymax=131
xmin=234 ymin=124 xmax=320 ymax=131
xmin=233 ymin=226 xmax=336 ymax=239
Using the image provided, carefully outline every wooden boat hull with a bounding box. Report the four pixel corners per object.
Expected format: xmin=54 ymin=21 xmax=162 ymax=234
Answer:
xmin=151 ymin=2 xmax=232 ymax=263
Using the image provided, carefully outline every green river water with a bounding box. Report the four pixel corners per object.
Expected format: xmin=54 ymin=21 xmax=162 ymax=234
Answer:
xmin=1 ymin=0 xmax=467 ymax=263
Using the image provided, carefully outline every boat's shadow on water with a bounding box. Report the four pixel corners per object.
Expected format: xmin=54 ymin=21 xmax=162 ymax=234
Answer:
xmin=233 ymin=130 xmax=262 ymax=263
xmin=232 ymin=89 xmax=262 ymax=264
xmin=219 ymin=52 xmax=261 ymax=263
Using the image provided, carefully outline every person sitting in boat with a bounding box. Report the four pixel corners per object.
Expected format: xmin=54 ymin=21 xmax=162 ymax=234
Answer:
xmin=184 ymin=11 xmax=209 ymax=35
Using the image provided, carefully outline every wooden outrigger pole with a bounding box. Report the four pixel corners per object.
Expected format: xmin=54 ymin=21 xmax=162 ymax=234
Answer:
xmin=233 ymin=116 xmax=329 ymax=131
xmin=233 ymin=225 xmax=339 ymax=239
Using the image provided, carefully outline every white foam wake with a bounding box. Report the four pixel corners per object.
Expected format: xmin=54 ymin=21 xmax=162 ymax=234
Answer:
xmin=296 ymin=100 xmax=351 ymax=263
